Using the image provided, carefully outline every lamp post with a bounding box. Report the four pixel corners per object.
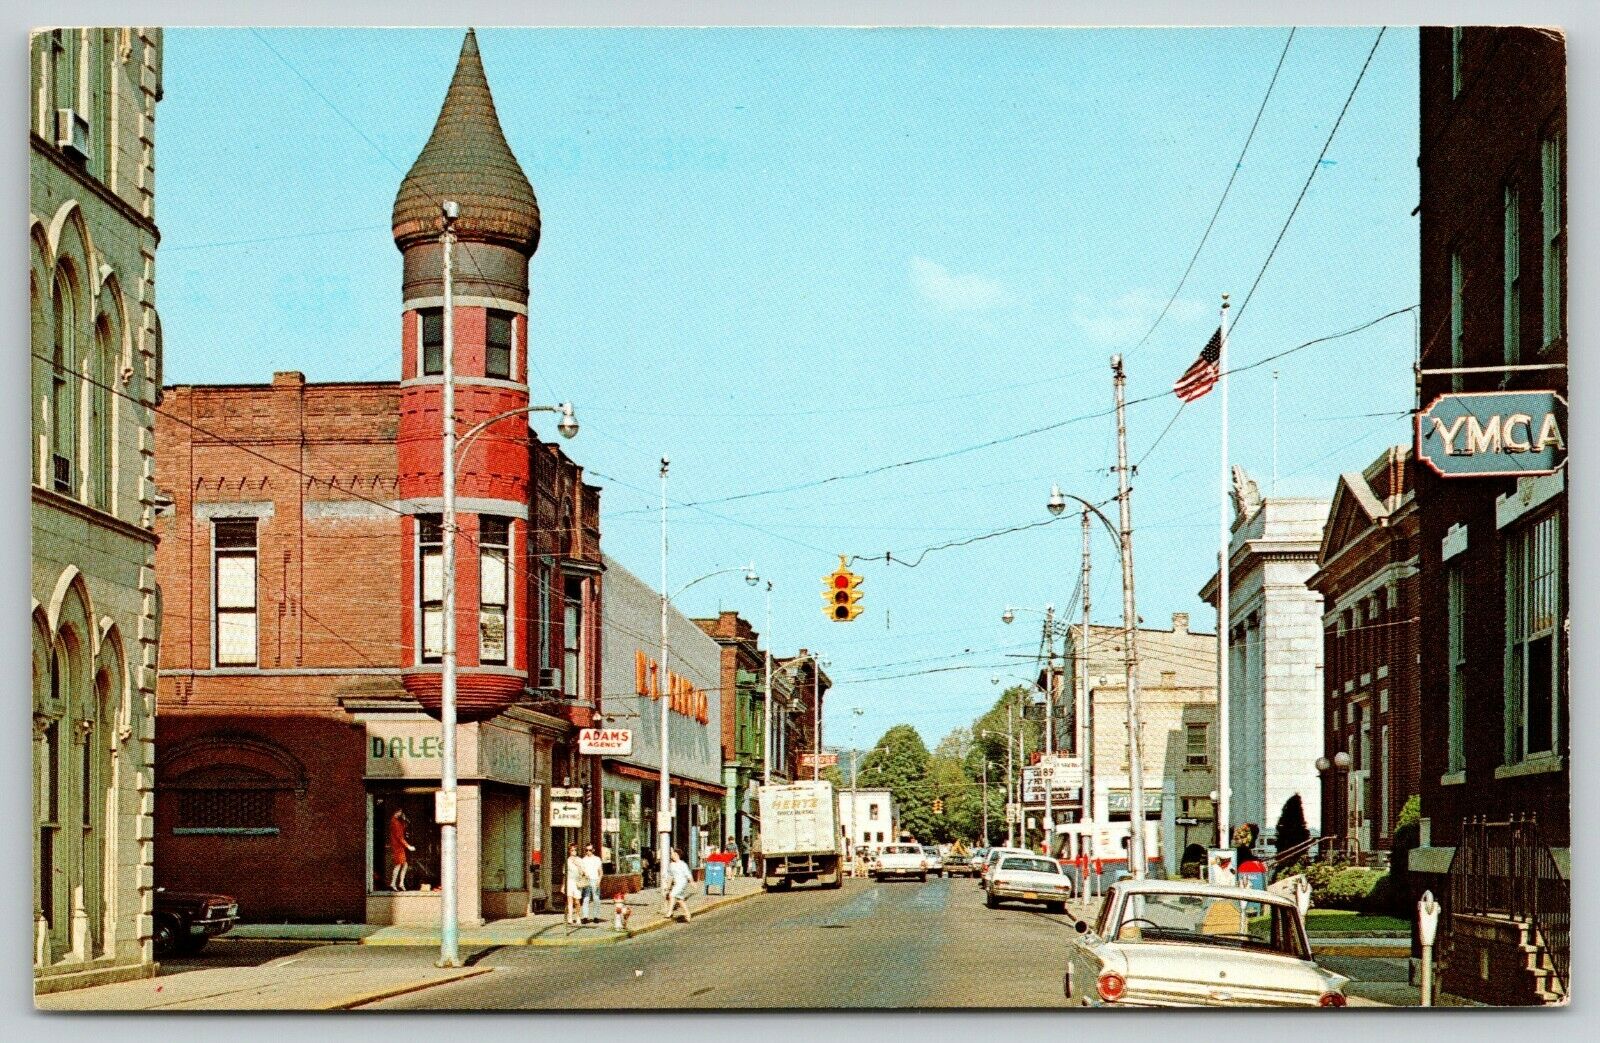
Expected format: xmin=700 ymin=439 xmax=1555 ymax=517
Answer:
xmin=1315 ymin=751 xmax=1354 ymax=860
xmin=653 ymin=471 xmax=758 ymax=881
xmin=1001 ymin=604 xmax=1064 ymax=854
xmin=849 ymin=707 xmax=864 ymax=861
xmin=436 ymin=200 xmax=578 ymax=968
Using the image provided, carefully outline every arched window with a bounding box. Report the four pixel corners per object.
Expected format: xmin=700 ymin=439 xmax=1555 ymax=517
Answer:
xmin=50 ymin=269 xmax=78 ymax=497
xmin=39 ymin=643 xmax=68 ymax=951
xmin=90 ymin=315 xmax=113 ymax=510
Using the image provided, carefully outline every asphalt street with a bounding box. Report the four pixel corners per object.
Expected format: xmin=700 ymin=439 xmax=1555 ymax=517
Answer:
xmin=363 ymin=876 xmax=1082 ymax=1010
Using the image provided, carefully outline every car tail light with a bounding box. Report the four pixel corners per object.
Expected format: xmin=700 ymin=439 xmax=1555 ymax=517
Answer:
xmin=1097 ymin=973 xmax=1126 ymax=1003
xmin=1318 ymin=992 xmax=1347 ymax=1008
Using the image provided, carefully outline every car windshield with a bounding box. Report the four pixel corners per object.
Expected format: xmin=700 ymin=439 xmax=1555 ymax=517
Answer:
xmin=923 ymin=847 xmax=939 ymax=855
xmin=884 ymin=845 xmax=919 ymax=854
xmin=999 ymin=857 xmax=1060 ymax=874
xmin=1112 ymin=891 xmax=1310 ymax=960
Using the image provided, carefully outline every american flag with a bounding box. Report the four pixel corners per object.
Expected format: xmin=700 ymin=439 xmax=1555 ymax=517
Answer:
xmin=1173 ymin=327 xmax=1222 ymax=402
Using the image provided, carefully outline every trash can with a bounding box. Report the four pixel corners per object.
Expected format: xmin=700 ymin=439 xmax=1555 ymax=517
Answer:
xmin=705 ymin=861 xmax=728 ymax=896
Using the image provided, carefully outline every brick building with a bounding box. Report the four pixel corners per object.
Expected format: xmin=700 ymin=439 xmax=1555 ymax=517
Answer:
xmin=152 ymin=31 xmax=607 ymax=927
xmin=696 ymin=611 xmax=769 ymax=854
xmin=30 ymin=26 xmax=165 ymax=993
xmin=1307 ymin=446 xmax=1420 ymax=859
xmin=1200 ymin=473 xmax=1329 ymax=841
xmin=1410 ymin=27 xmax=1567 ymax=1004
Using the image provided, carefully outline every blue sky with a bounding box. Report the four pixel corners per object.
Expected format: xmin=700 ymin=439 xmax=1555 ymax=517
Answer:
xmin=158 ymin=27 xmax=1420 ymax=751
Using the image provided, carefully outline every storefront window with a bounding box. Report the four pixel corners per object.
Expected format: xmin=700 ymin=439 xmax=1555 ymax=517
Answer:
xmin=481 ymin=785 xmax=525 ymax=892
xmin=603 ymin=788 xmax=644 ymax=876
xmin=371 ymin=787 xmax=442 ymax=893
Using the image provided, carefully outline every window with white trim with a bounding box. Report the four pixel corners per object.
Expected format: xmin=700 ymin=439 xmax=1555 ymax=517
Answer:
xmin=1541 ymin=133 xmax=1564 ymax=350
xmin=1505 ymin=513 xmax=1560 ymax=762
xmin=486 ymin=310 xmax=513 ymax=380
xmin=213 ymin=518 xmax=259 ymax=667
xmin=50 ymin=271 xmax=77 ymax=497
xmin=479 ymin=517 xmax=509 ymax=665
xmin=1185 ymin=722 xmax=1209 ymax=767
xmin=562 ymin=576 xmax=583 ymax=698
xmin=1447 ymin=564 xmax=1466 ymax=773
xmin=418 ymin=514 xmax=444 ymax=664
xmin=420 ymin=308 xmax=443 ymax=376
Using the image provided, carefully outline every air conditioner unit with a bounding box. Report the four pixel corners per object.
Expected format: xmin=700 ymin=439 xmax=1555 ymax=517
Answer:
xmin=538 ymin=667 xmax=563 ymax=691
xmin=55 ymin=108 xmax=89 ymax=161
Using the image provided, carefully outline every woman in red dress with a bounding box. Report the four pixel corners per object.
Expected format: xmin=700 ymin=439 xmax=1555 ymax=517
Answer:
xmin=389 ymin=810 xmax=415 ymax=891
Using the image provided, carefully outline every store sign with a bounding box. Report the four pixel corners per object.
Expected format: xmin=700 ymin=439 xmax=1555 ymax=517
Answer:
xmin=579 ymin=728 xmax=634 ymax=756
xmin=551 ymin=787 xmax=584 ymax=800
xmin=799 ymin=752 xmax=838 ymax=769
xmin=1417 ymin=391 xmax=1567 ymax=478
xmin=1105 ymin=789 xmax=1164 ymax=815
xmin=550 ymin=801 xmax=584 ymax=828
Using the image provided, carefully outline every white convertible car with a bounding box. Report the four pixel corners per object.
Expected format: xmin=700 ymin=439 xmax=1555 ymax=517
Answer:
xmin=1063 ymin=878 xmax=1350 ymax=1008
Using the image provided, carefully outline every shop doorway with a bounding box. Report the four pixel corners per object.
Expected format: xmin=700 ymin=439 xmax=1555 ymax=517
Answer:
xmin=480 ymin=784 xmax=527 ymax=919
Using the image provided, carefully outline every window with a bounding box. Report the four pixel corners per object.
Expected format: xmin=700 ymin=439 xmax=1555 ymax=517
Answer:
xmin=90 ymin=317 xmax=113 ymax=510
xmin=1504 ymin=184 xmax=1521 ymax=364
xmin=213 ymin=518 xmax=259 ymax=666
xmin=418 ymin=514 xmax=443 ymax=663
xmin=1450 ymin=249 xmax=1465 ymax=391
xmin=1447 ymin=565 xmax=1466 ymax=773
xmin=419 ymin=308 xmax=443 ymax=376
xmin=1505 ymin=514 xmax=1560 ymax=762
xmin=371 ymin=788 xmax=442 ymax=893
xmin=1185 ymin=722 xmax=1209 ymax=767
xmin=486 ymin=310 xmax=513 ymax=380
xmin=50 ymin=272 xmax=76 ymax=496
xmin=562 ymin=576 xmax=583 ymax=698
xmin=176 ymin=789 xmax=277 ymax=833
xmin=1542 ymin=134 xmax=1564 ymax=349
xmin=1451 ymin=27 xmax=1463 ymax=98
xmin=869 ymin=803 xmax=880 ymax=821
xmin=479 ymin=517 xmax=509 ymax=665
xmin=51 ymin=30 xmax=74 ymax=118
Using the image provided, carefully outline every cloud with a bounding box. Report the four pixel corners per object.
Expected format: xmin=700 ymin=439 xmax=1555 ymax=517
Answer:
xmin=910 ymin=257 xmax=1012 ymax=312
xmin=1069 ymin=289 xmax=1209 ymax=347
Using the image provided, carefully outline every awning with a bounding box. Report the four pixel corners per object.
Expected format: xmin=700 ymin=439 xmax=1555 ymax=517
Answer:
xmin=607 ymin=761 xmax=726 ymax=798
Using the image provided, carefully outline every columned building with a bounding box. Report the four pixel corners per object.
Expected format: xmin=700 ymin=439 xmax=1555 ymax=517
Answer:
xmin=1307 ymin=447 xmax=1420 ymax=859
xmin=152 ymin=31 xmax=605 ymax=927
xmin=30 ymin=27 xmax=165 ymax=994
xmin=1200 ymin=472 xmax=1329 ymax=841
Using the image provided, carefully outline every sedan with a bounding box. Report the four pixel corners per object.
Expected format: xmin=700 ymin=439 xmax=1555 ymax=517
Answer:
xmin=985 ymin=854 xmax=1073 ymax=913
xmin=1063 ymin=878 xmax=1350 ymax=1008
xmin=153 ymin=887 xmax=239 ymax=956
xmin=978 ymin=847 xmax=1030 ymax=890
xmin=922 ymin=846 xmax=945 ymax=877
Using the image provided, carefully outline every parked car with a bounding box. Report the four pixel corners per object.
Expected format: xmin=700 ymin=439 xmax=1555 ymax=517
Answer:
xmin=1062 ymin=878 xmax=1350 ymax=1008
xmin=986 ymin=854 xmax=1074 ymax=913
xmin=153 ymin=887 xmax=238 ymax=956
xmin=978 ymin=847 xmax=1030 ymax=890
xmin=871 ymin=842 xmax=930 ymax=882
xmin=944 ymin=850 xmax=977 ymax=877
xmin=922 ymin=846 xmax=945 ymax=877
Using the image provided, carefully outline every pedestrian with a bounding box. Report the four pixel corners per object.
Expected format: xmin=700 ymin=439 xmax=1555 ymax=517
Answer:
xmin=563 ymin=843 xmax=584 ymax=925
xmin=579 ymin=843 xmax=604 ymax=924
xmin=664 ymin=847 xmax=694 ymax=922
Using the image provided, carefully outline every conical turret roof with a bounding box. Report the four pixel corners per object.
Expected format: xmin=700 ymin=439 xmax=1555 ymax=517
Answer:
xmin=392 ymin=29 xmax=540 ymax=255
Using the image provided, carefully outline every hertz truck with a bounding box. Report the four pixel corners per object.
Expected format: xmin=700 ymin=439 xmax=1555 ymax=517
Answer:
xmin=756 ymin=780 xmax=845 ymax=891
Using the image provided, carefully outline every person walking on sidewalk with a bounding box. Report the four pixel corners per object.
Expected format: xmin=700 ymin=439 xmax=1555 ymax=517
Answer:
xmin=563 ymin=843 xmax=584 ymax=925
xmin=664 ymin=847 xmax=694 ymax=922
xmin=579 ymin=843 xmax=605 ymax=924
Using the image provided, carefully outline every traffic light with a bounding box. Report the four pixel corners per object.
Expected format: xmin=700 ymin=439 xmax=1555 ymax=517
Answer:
xmin=822 ymin=555 xmax=863 ymax=622
xmin=932 ymin=798 xmax=944 ymax=815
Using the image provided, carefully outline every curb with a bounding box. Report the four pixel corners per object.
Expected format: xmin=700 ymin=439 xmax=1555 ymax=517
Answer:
xmin=625 ymin=888 xmax=764 ymax=941
xmin=331 ymin=967 xmax=493 ymax=1010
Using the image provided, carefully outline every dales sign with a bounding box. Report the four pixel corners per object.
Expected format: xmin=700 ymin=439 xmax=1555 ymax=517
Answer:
xmin=1416 ymin=391 xmax=1566 ymax=478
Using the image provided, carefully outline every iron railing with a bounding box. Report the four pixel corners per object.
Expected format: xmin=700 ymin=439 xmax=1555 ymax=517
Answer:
xmin=1449 ymin=815 xmax=1569 ymax=993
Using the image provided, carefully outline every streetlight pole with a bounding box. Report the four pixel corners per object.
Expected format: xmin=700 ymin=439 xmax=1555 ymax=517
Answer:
xmin=1079 ymin=510 xmax=1094 ymax=836
xmin=981 ymin=762 xmax=990 ymax=846
xmin=1007 ymin=700 xmax=1016 ymax=848
xmin=437 ymin=201 xmax=461 ymax=968
xmin=1112 ymin=354 xmax=1148 ymax=879
xmin=657 ymin=456 xmax=672 ymax=878
xmin=1044 ymin=604 xmax=1055 ymax=855
xmin=763 ymin=582 xmax=773 ymax=788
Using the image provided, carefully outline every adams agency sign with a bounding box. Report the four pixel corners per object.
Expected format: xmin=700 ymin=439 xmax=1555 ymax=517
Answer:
xmin=1416 ymin=391 xmax=1566 ymax=478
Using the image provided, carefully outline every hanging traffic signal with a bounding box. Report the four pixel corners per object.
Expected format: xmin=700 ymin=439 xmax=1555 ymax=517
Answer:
xmin=933 ymin=798 xmax=944 ymax=815
xmin=822 ymin=555 xmax=864 ymax=622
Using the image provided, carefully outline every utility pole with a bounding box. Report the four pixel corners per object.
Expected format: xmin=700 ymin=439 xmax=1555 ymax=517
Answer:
xmin=1043 ymin=604 xmax=1055 ymax=856
xmin=1006 ymin=700 xmax=1016 ymax=848
xmin=436 ymin=201 xmax=461 ymax=968
xmin=763 ymin=582 xmax=773 ymax=788
xmin=812 ymin=663 xmax=821 ymax=782
xmin=1079 ymin=509 xmax=1094 ymax=835
xmin=981 ymin=762 xmax=990 ymax=846
xmin=1111 ymin=354 xmax=1148 ymax=879
xmin=1218 ymin=295 xmax=1232 ymax=848
xmin=657 ymin=456 xmax=672 ymax=876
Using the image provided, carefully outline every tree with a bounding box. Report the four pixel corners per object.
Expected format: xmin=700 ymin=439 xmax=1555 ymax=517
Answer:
xmin=1274 ymin=794 xmax=1310 ymax=859
xmin=927 ymin=729 xmax=978 ymax=843
xmin=857 ymin=724 xmax=935 ymax=841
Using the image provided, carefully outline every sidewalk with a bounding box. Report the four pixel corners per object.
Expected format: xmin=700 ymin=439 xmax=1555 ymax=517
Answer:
xmin=36 ymin=960 xmax=491 ymax=1012
xmin=236 ymin=876 xmax=764 ymax=948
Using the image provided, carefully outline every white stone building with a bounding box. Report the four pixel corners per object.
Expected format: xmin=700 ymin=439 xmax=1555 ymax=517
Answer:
xmin=30 ymin=28 xmax=164 ymax=992
xmin=1200 ymin=469 xmax=1330 ymax=840
xmin=838 ymin=788 xmax=897 ymax=851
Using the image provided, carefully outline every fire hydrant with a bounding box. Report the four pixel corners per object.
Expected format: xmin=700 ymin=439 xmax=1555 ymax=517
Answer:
xmin=612 ymin=893 xmax=632 ymax=932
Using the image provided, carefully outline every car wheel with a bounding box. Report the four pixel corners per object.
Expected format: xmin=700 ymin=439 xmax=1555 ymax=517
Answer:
xmin=1048 ymin=901 xmax=1067 ymax=915
xmin=175 ymin=934 xmax=210 ymax=955
xmin=153 ymin=914 xmax=180 ymax=957
xmin=985 ymin=893 xmax=999 ymax=909
xmin=919 ymin=873 xmax=927 ymax=883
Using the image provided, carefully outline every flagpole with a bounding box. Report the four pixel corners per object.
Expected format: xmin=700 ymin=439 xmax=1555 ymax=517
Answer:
xmin=1217 ymin=294 xmax=1232 ymax=848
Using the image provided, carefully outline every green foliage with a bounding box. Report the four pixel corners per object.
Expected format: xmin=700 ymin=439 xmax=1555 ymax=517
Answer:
xmin=1274 ymin=795 xmax=1310 ymax=859
xmin=858 ymin=724 xmax=935 ymax=842
xmin=1368 ymin=794 xmax=1424 ymax=916
xmin=1303 ymin=861 xmax=1385 ymax=910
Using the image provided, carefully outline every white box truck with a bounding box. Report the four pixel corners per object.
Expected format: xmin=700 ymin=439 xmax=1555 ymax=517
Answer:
xmin=756 ymin=780 xmax=845 ymax=891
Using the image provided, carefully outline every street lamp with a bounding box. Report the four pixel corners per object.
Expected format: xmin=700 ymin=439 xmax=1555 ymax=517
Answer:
xmin=436 ymin=200 xmax=578 ymax=968
xmin=1316 ymin=751 xmax=1354 ymax=860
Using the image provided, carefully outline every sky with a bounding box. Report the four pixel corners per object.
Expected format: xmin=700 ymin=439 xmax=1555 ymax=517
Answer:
xmin=157 ymin=26 xmax=1420 ymax=753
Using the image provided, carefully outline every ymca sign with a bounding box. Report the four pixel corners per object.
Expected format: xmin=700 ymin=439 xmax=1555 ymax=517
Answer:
xmin=1417 ymin=391 xmax=1566 ymax=478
